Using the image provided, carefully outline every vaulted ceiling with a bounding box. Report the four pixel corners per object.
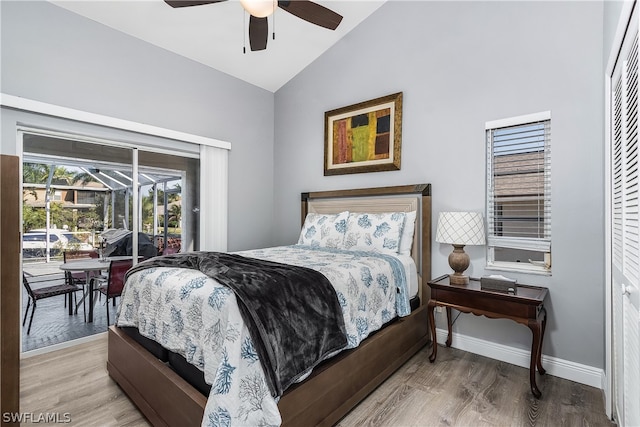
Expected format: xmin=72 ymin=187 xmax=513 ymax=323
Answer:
xmin=50 ymin=0 xmax=386 ymax=92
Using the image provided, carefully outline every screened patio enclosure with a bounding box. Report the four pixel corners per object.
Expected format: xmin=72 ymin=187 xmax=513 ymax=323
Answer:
xmin=22 ymin=132 xmax=200 ymax=262
xmin=19 ymin=130 xmax=202 ymax=352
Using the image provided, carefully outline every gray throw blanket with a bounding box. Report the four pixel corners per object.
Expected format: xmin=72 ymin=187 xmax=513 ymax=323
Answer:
xmin=125 ymin=251 xmax=348 ymax=397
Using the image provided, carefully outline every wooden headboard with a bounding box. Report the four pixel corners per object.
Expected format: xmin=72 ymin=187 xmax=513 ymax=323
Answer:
xmin=301 ymin=184 xmax=432 ymax=302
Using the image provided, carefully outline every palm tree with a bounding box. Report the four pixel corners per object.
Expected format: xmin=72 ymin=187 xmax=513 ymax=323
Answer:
xmin=23 ymin=163 xmax=49 ymax=199
xmin=23 ymin=163 xmax=49 ymax=184
xmin=23 ymin=163 xmax=81 ymax=231
xmin=23 ymin=163 xmax=75 ymax=197
xmin=141 ymin=191 xmax=155 ymax=234
xmin=168 ymin=204 xmax=181 ymax=230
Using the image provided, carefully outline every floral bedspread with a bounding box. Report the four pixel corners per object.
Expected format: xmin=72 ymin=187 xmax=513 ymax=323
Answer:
xmin=116 ymin=245 xmax=410 ymax=427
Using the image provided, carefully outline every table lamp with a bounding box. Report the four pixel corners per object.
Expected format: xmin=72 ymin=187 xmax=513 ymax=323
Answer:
xmin=435 ymin=211 xmax=486 ymax=285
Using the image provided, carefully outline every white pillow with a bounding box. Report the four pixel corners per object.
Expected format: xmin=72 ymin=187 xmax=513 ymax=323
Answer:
xmin=298 ymin=211 xmax=349 ymax=248
xmin=343 ymin=212 xmax=406 ymax=254
xmin=398 ymin=210 xmax=417 ymax=256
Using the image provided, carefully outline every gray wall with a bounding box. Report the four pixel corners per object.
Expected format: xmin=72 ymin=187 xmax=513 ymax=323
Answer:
xmin=0 ymin=0 xmax=275 ymax=251
xmin=274 ymin=1 xmax=605 ymax=368
xmin=1 ymin=0 xmax=610 ymax=370
xmin=603 ymin=1 xmax=628 ymax=70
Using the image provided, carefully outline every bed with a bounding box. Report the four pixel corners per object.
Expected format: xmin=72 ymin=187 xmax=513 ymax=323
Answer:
xmin=107 ymin=183 xmax=432 ymax=426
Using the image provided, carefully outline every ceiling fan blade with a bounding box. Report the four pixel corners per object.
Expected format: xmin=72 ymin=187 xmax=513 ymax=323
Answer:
xmin=249 ymin=16 xmax=268 ymax=51
xmin=277 ymin=1 xmax=342 ymax=30
xmin=164 ymin=0 xmax=226 ymax=8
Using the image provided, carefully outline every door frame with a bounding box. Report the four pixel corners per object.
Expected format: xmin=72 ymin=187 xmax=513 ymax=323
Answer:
xmin=0 ymin=95 xmax=230 ymax=418
xmin=0 ymin=155 xmax=21 ymax=424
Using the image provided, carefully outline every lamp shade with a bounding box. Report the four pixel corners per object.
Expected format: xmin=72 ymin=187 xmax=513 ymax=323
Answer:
xmin=435 ymin=212 xmax=486 ymax=246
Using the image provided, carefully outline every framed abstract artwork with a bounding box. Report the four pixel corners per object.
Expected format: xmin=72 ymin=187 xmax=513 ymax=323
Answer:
xmin=324 ymin=92 xmax=403 ymax=176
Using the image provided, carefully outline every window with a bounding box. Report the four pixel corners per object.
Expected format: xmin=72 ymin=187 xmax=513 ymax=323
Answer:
xmin=486 ymin=111 xmax=551 ymax=274
xmin=76 ymin=190 xmax=96 ymax=205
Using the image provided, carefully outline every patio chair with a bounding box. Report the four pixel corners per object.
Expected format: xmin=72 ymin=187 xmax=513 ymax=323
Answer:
xmin=22 ymin=273 xmax=81 ymax=335
xmin=92 ymin=259 xmax=132 ymax=325
xmin=63 ymin=249 xmax=99 ymax=285
xmin=162 ymin=245 xmax=180 ymax=255
xmin=63 ymin=249 xmax=101 ymax=314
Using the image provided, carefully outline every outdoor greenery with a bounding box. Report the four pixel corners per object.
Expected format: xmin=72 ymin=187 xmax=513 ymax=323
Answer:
xmin=22 ymin=202 xmax=75 ymax=233
xmin=22 ymin=163 xmax=182 ymax=234
xmin=23 ymin=163 xmax=77 ymax=232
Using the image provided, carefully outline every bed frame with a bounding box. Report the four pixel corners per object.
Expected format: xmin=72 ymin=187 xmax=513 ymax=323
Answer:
xmin=107 ymin=183 xmax=432 ymax=426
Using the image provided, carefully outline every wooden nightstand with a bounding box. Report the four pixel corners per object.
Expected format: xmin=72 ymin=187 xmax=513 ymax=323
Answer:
xmin=427 ymin=274 xmax=549 ymax=398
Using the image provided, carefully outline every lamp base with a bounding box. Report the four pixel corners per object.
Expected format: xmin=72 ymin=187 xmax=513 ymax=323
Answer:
xmin=448 ymin=244 xmax=470 ymax=285
xmin=449 ymin=273 xmax=469 ymax=285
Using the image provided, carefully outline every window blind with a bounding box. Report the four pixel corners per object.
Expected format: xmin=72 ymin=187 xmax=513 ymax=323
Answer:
xmin=486 ymin=117 xmax=551 ymax=253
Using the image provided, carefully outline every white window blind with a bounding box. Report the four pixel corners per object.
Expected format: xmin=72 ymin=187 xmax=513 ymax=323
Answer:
xmin=486 ymin=112 xmax=551 ymax=272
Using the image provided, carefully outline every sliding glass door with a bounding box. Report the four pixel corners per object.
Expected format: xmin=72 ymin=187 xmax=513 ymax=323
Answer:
xmin=20 ymin=130 xmax=200 ymax=352
xmin=138 ymin=149 xmax=200 ymax=255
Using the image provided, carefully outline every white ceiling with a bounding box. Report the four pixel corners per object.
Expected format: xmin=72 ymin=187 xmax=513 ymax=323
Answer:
xmin=50 ymin=0 xmax=385 ymax=92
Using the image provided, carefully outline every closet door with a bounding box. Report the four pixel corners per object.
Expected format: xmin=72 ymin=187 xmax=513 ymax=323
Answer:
xmin=611 ymin=5 xmax=640 ymax=426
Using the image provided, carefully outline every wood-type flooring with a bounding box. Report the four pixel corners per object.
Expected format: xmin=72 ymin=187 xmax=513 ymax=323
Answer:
xmin=20 ymin=336 xmax=614 ymax=426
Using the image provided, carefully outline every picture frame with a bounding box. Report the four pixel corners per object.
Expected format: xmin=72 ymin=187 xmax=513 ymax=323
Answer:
xmin=324 ymin=92 xmax=403 ymax=176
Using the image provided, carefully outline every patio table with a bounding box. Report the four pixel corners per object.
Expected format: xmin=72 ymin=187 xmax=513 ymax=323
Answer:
xmin=59 ymin=256 xmax=136 ymax=322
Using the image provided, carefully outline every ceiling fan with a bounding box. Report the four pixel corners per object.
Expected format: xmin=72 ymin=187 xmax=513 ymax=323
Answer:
xmin=164 ymin=0 xmax=343 ymax=52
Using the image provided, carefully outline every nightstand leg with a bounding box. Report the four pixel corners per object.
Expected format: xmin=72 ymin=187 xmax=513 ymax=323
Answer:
xmin=537 ymin=307 xmax=547 ymax=375
xmin=445 ymin=307 xmax=452 ymax=347
xmin=528 ymin=319 xmax=543 ymax=398
xmin=428 ymin=300 xmax=437 ymax=363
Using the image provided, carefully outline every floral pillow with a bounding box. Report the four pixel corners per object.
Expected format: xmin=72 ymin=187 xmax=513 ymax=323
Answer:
xmin=343 ymin=212 xmax=407 ymax=254
xmin=298 ymin=211 xmax=349 ymax=248
xmin=398 ymin=210 xmax=417 ymax=256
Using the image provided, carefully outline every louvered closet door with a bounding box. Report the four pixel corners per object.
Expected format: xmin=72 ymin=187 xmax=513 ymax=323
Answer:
xmin=611 ymin=5 xmax=640 ymax=427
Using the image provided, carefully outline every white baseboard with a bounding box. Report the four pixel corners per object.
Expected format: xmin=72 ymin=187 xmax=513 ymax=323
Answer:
xmin=435 ymin=328 xmax=605 ymax=390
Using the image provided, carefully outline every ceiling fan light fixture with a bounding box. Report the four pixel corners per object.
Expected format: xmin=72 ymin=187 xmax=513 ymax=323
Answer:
xmin=240 ymin=0 xmax=276 ymax=18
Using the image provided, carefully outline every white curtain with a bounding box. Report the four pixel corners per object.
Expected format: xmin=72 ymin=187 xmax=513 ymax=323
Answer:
xmin=199 ymin=144 xmax=228 ymax=251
